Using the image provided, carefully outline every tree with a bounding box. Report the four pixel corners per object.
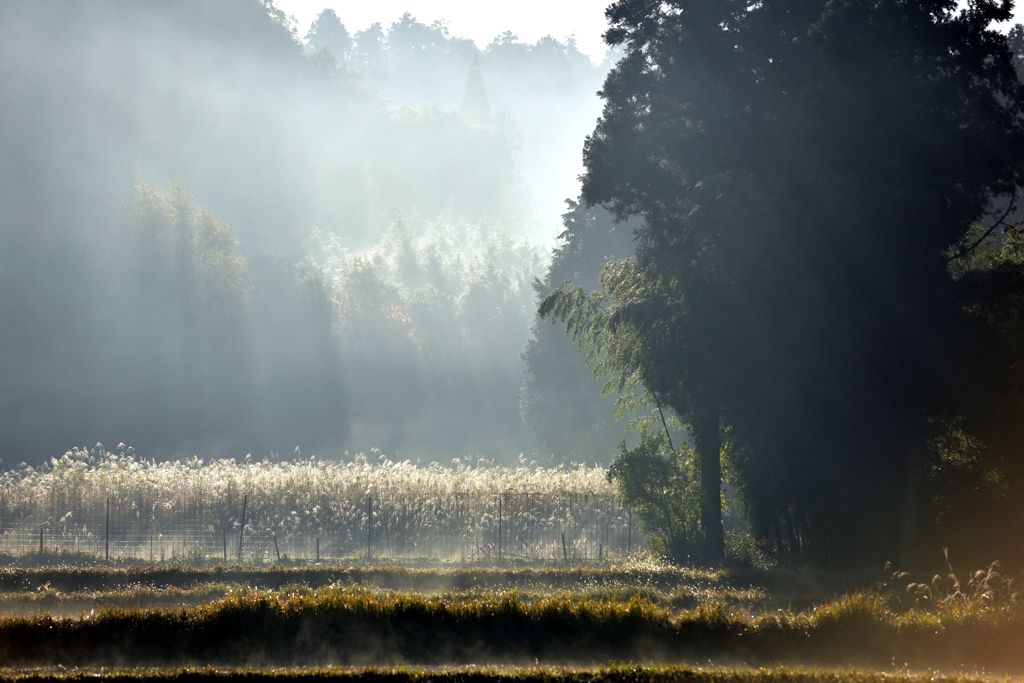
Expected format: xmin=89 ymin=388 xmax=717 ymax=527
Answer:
xmin=521 ymin=199 xmax=635 ymax=463
xmin=305 ymin=9 xmax=352 ymax=61
xmin=542 ymin=252 xmax=728 ymax=563
xmin=549 ymin=0 xmax=1024 ymax=566
xmin=461 ymin=56 xmax=491 ymax=125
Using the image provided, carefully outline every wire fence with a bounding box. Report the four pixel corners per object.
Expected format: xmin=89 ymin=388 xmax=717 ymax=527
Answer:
xmin=0 ymin=491 xmax=642 ymax=564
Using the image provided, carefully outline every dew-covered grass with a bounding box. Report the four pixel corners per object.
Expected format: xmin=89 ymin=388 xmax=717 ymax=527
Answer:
xmin=0 ymin=562 xmax=1018 ymax=672
xmin=0 ymin=581 xmax=1018 ymax=669
xmin=0 ymin=666 xmax=1005 ymax=683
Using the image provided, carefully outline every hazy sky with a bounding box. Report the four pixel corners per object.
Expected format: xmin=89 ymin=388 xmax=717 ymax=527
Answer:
xmin=275 ymin=0 xmax=612 ymax=61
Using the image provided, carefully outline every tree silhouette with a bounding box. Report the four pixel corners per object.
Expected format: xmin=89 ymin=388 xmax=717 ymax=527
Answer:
xmin=461 ymin=56 xmax=491 ymax=125
xmin=549 ymin=0 xmax=1024 ymax=566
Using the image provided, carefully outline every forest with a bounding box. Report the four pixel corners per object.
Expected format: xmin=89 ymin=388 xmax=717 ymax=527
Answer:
xmin=0 ymin=0 xmax=622 ymax=464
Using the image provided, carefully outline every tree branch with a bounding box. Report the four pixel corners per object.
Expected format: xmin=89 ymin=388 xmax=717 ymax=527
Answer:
xmin=946 ymin=191 xmax=1019 ymax=263
xmin=652 ymin=391 xmax=676 ymax=452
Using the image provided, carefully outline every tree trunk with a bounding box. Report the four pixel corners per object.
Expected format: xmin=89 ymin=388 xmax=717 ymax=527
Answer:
xmin=694 ymin=402 xmax=724 ymax=565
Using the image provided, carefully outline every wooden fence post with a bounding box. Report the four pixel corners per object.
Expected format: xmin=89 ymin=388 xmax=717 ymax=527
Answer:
xmin=237 ymin=495 xmax=247 ymax=563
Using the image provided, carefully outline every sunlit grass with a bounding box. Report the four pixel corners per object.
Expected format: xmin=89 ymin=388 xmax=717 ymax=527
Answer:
xmin=0 ymin=582 xmax=1018 ymax=669
xmin=0 ymin=446 xmax=630 ymax=562
xmin=0 ymin=666 xmax=1005 ymax=683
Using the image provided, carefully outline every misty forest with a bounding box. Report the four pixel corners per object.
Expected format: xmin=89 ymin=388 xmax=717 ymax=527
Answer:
xmin=6 ymin=0 xmax=1024 ymax=678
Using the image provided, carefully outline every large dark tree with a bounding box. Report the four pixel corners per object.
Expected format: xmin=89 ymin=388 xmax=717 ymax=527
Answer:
xmin=551 ymin=0 xmax=1024 ymax=566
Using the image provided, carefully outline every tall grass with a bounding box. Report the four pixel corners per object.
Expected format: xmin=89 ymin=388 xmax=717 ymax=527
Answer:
xmin=0 ymin=586 xmax=1022 ymax=668
xmin=0 ymin=446 xmax=637 ymax=563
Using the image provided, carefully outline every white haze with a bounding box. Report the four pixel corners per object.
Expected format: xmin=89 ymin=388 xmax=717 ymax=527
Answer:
xmin=277 ymin=0 xmax=612 ymax=62
xmin=0 ymin=0 xmax=625 ymax=466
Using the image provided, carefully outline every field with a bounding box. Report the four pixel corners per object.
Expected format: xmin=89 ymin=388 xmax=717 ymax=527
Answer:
xmin=0 ymin=560 xmax=1015 ymax=679
xmin=0 ymin=455 xmax=1019 ymax=680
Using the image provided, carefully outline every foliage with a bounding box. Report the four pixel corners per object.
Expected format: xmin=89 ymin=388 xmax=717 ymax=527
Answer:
xmin=520 ymin=200 xmax=635 ymax=462
xmin=540 ymin=256 xmax=727 ymax=564
xmin=607 ymin=430 xmax=698 ymax=564
xmin=565 ymin=0 xmax=1024 ymax=566
xmin=0 ymin=0 xmax=535 ymax=462
xmin=305 ymin=9 xmax=352 ymax=62
xmin=309 ymin=218 xmax=547 ymax=458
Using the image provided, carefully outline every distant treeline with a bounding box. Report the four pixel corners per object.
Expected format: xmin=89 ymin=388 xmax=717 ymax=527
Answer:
xmin=0 ymin=0 xmax=623 ymax=463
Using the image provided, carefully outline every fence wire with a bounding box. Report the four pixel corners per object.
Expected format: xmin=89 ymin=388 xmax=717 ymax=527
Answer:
xmin=0 ymin=491 xmax=642 ymax=563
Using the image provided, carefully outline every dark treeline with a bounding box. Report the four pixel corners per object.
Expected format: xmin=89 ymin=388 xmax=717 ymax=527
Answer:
xmin=0 ymin=0 xmax=618 ymax=463
xmin=542 ymin=0 xmax=1024 ymax=568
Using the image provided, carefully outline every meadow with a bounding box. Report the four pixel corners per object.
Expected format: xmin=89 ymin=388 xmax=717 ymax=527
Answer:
xmin=0 ymin=559 xmax=1014 ymax=674
xmin=0 ymin=668 xmax=1005 ymax=683
xmin=0 ymin=452 xmax=1020 ymax=678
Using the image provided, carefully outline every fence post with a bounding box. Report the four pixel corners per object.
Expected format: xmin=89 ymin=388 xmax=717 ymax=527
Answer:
xmin=562 ymin=532 xmax=568 ymax=562
xmin=366 ymin=495 xmax=372 ymax=561
xmin=39 ymin=528 xmax=43 ymax=555
xmin=223 ymin=528 xmax=227 ymax=563
xmin=316 ymin=536 xmax=320 ymax=562
xmin=498 ymin=495 xmax=502 ymax=564
xmin=105 ymin=497 xmax=110 ymax=562
xmin=273 ymin=533 xmax=280 ymax=562
xmin=237 ymin=495 xmax=247 ymax=563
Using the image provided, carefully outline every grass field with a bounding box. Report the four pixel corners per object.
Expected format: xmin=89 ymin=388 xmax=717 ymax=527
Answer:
xmin=0 ymin=561 xmax=1016 ymax=674
xmin=0 ymin=667 xmax=1006 ymax=683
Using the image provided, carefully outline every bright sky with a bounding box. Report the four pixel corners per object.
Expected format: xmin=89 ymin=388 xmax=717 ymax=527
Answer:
xmin=274 ymin=0 xmax=613 ymax=62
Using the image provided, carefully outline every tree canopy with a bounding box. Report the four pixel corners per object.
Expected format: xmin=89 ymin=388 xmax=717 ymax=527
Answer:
xmin=547 ymin=0 xmax=1024 ymax=566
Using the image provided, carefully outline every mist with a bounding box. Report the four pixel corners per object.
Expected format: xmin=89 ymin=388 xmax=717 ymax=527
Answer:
xmin=0 ymin=0 xmax=622 ymax=464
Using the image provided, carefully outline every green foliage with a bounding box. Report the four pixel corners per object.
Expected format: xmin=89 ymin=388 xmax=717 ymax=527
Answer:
xmin=540 ymin=254 xmax=727 ymax=564
xmin=607 ymin=430 xmax=698 ymax=564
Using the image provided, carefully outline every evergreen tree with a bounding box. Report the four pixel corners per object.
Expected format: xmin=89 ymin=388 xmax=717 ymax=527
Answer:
xmin=460 ymin=56 xmax=491 ymax=125
xmin=305 ymin=9 xmax=351 ymax=61
xmin=548 ymin=0 xmax=1024 ymax=566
